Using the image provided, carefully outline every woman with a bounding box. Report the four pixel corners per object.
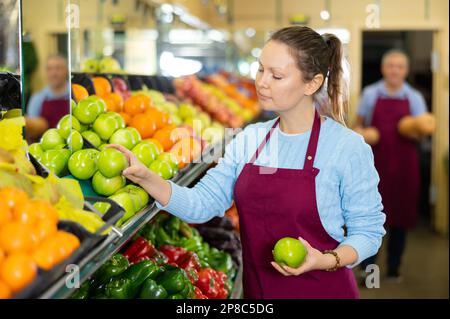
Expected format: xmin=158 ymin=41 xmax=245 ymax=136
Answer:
xmin=111 ymin=26 xmax=386 ymax=299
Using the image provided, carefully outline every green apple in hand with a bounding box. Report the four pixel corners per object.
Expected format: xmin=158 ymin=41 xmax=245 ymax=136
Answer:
xmin=132 ymin=141 xmax=159 ymax=167
xmin=92 ymin=171 xmax=126 ymax=196
xmin=273 ymin=237 xmax=307 ymax=268
xmin=97 ymin=148 xmax=128 ymax=178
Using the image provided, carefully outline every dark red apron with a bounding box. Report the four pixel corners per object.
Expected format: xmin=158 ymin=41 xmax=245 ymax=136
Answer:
xmin=40 ymin=98 xmax=71 ymax=128
xmin=370 ymin=94 xmax=420 ymax=229
xmin=234 ymin=111 xmax=359 ymax=299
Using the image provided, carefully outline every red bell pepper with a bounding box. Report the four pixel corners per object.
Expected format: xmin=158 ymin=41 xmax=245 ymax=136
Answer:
xmin=193 ymin=286 xmax=208 ymax=299
xmin=196 ymin=268 xmax=220 ymax=299
xmin=123 ymin=237 xmax=157 ymax=264
xmin=159 ymin=245 xmax=188 ymax=264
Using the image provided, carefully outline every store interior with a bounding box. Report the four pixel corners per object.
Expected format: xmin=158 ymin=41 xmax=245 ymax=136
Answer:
xmin=0 ymin=0 xmax=448 ymax=299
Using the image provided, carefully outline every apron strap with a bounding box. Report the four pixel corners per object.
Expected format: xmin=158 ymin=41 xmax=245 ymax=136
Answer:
xmin=303 ymin=110 xmax=321 ymax=170
xmin=249 ymin=118 xmax=280 ymax=163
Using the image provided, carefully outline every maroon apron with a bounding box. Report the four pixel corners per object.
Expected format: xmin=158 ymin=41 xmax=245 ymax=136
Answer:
xmin=370 ymin=94 xmax=420 ymax=229
xmin=40 ymin=98 xmax=71 ymax=128
xmin=234 ymin=111 xmax=359 ymax=299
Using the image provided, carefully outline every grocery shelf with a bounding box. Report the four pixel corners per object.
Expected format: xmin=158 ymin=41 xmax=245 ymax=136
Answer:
xmin=38 ymin=131 xmax=234 ymax=299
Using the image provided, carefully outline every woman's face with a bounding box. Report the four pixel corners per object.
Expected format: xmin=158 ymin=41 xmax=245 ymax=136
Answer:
xmin=255 ymin=40 xmax=309 ymax=112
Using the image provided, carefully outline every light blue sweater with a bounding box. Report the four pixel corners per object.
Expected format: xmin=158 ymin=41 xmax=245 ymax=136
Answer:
xmin=157 ymin=117 xmax=386 ymax=267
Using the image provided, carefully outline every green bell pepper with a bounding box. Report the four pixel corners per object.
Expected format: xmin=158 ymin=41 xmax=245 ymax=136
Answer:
xmin=156 ymin=268 xmax=188 ymax=295
xmin=207 ymin=249 xmax=234 ymax=275
xmin=120 ymin=260 xmax=161 ymax=297
xmin=179 ymin=221 xmax=193 ymax=238
xmin=168 ymin=294 xmax=184 ymax=299
xmin=165 ymin=216 xmax=181 ymax=238
xmin=139 ymin=278 xmax=168 ymax=299
xmin=179 ymin=236 xmax=203 ymax=254
xmin=93 ymin=253 xmax=129 ymax=286
xmin=103 ymin=277 xmax=134 ymax=299
xmin=155 ymin=226 xmax=179 ymax=247
xmin=139 ymin=223 xmax=157 ymax=245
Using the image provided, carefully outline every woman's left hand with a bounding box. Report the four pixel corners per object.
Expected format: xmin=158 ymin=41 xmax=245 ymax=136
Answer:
xmin=271 ymin=237 xmax=331 ymax=276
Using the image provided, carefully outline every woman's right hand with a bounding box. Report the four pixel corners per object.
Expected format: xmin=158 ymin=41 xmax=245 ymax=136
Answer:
xmin=107 ymin=144 xmax=152 ymax=185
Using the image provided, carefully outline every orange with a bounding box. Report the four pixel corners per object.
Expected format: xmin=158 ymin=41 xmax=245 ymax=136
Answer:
xmin=103 ymin=92 xmax=124 ymax=112
xmin=12 ymin=201 xmax=38 ymax=226
xmin=134 ymin=94 xmax=153 ymax=111
xmin=124 ymin=96 xmax=146 ymax=116
xmin=153 ymin=128 xmax=175 ymax=151
xmin=0 ymin=201 xmax=12 ymax=225
xmin=28 ymin=199 xmax=58 ymax=224
xmin=130 ymin=113 xmax=157 ymax=139
xmin=0 ymin=187 xmax=29 ymax=210
xmin=144 ymin=138 xmax=164 ymax=153
xmin=92 ymin=77 xmax=112 ymax=96
xmin=169 ymin=127 xmax=192 ymax=145
xmin=0 ymin=280 xmax=12 ymax=299
xmin=32 ymin=244 xmax=56 ymax=271
xmin=0 ymin=253 xmax=37 ymax=293
xmin=0 ymin=248 xmax=4 ymax=264
xmin=119 ymin=112 xmax=131 ymax=125
xmin=72 ymin=84 xmax=89 ymax=102
xmin=144 ymin=108 xmax=166 ymax=129
xmin=53 ymin=231 xmax=80 ymax=261
xmin=0 ymin=222 xmax=34 ymax=254
xmin=33 ymin=219 xmax=58 ymax=243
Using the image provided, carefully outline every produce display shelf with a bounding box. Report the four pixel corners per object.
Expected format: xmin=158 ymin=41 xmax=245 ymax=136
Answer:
xmin=38 ymin=131 xmax=235 ymax=299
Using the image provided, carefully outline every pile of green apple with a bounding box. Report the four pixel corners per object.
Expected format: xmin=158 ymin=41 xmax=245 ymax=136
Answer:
xmin=82 ymin=56 xmax=122 ymax=74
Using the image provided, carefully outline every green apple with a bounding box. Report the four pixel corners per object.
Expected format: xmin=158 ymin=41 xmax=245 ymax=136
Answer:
xmin=273 ymin=237 xmax=307 ymax=268
xmin=147 ymin=90 xmax=166 ymax=104
xmin=99 ymin=57 xmax=121 ymax=73
xmin=67 ymin=131 xmax=84 ymax=152
xmin=197 ymin=112 xmax=212 ymax=128
xmin=40 ymin=149 xmax=71 ymax=176
xmin=73 ymin=98 xmax=103 ymax=124
xmin=127 ymin=127 xmax=142 ymax=145
xmin=82 ymin=58 xmax=100 ymax=73
xmin=81 ymin=130 xmax=102 ymax=148
xmin=86 ymin=95 xmax=107 ymax=114
xmin=57 ymin=115 xmax=81 ymax=139
xmin=92 ymin=171 xmax=126 ymax=196
xmin=109 ymin=129 xmax=135 ymax=150
xmin=29 ymin=143 xmax=44 ymax=160
xmin=40 ymin=129 xmax=65 ymax=151
xmin=177 ymin=103 xmax=197 ymax=120
xmin=149 ymin=159 xmax=174 ymax=180
xmin=170 ymin=114 xmax=182 ymax=126
xmin=132 ymin=141 xmax=159 ymax=167
xmin=157 ymin=152 xmax=179 ymax=173
xmin=93 ymin=202 xmax=111 ymax=215
xmin=109 ymin=192 xmax=136 ymax=227
xmin=115 ymin=185 xmax=149 ymax=212
xmin=97 ymin=148 xmax=128 ymax=178
xmin=109 ymin=112 xmax=126 ymax=129
xmin=68 ymin=149 xmax=99 ymax=180
xmin=93 ymin=112 xmax=122 ymax=141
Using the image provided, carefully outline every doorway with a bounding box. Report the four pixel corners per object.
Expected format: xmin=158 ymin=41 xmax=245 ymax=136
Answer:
xmin=362 ymin=30 xmax=434 ymax=225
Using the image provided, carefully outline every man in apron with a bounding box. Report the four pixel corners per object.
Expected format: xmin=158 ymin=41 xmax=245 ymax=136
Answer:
xmin=354 ymin=49 xmax=427 ymax=282
xmin=25 ymin=54 xmax=70 ymax=142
